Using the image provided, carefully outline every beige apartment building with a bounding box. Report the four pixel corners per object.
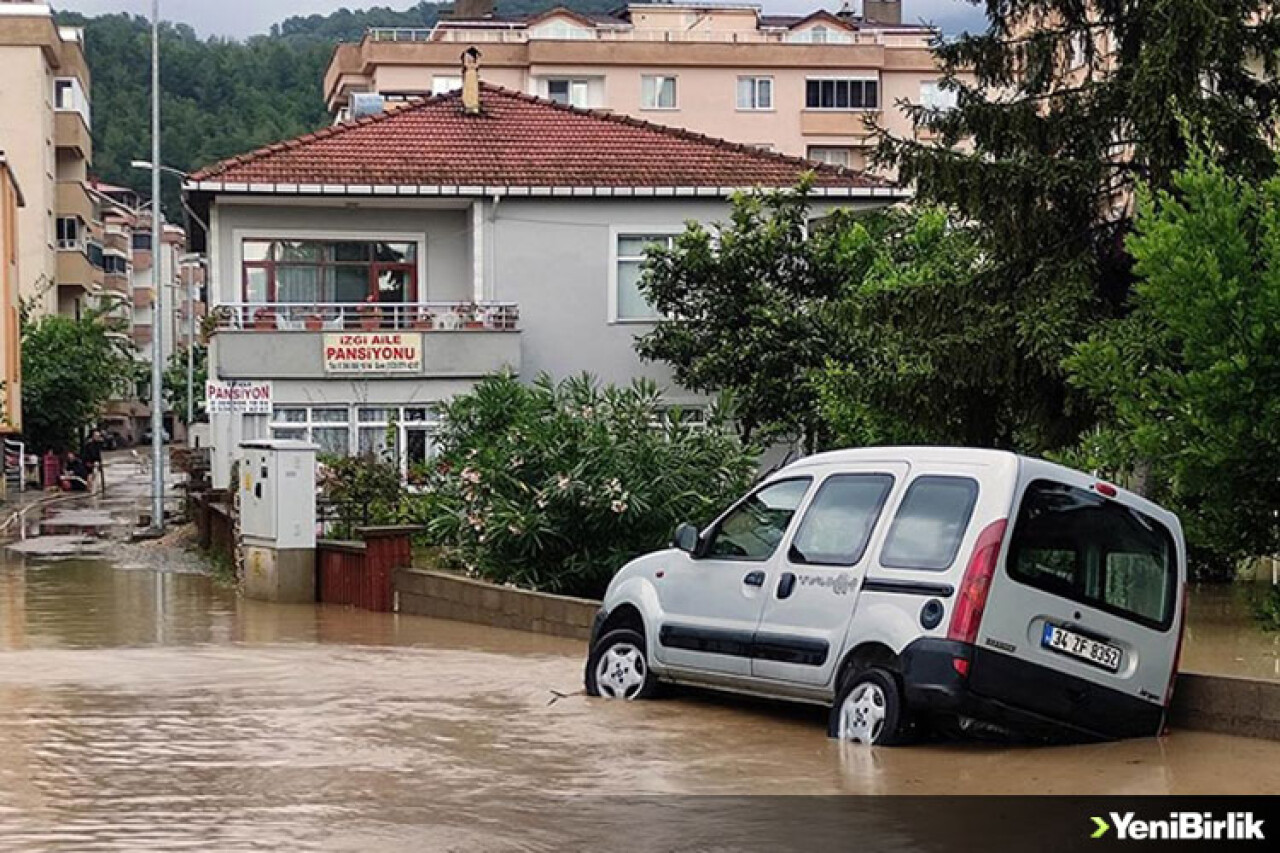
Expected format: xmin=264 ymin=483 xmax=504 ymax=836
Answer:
xmin=1 ymin=152 xmax=21 ymax=439
xmin=0 ymin=0 xmax=99 ymax=320
xmin=325 ymin=1 xmax=954 ymax=171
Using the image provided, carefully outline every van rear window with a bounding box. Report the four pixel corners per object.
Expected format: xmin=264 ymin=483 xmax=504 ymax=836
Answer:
xmin=1007 ymin=480 xmax=1177 ymax=631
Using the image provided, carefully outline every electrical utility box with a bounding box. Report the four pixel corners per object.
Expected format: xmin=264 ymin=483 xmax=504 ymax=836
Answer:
xmin=238 ymin=439 xmax=317 ymax=550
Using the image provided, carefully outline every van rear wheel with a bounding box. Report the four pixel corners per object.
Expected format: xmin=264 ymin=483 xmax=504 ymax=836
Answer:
xmin=829 ymin=667 xmax=911 ymax=746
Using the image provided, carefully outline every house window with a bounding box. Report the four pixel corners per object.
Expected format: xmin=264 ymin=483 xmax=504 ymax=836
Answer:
xmin=651 ymin=406 xmax=707 ymax=431
xmin=805 ymin=78 xmax=880 ymax=110
xmin=271 ymin=405 xmax=441 ymax=476
xmin=530 ymin=19 xmax=593 ymax=40
xmin=737 ymin=76 xmax=773 ymax=110
xmin=87 ymin=241 xmax=104 ymax=270
xmin=615 ymin=233 xmax=675 ymax=322
xmin=132 ymin=231 xmax=152 ymax=251
xmin=787 ymin=25 xmax=853 ymax=45
xmin=546 ymin=78 xmax=590 ymax=107
xmin=641 ymin=75 xmax=677 ymax=110
xmin=56 ymin=217 xmax=81 ymax=250
xmin=807 ymin=146 xmax=864 ymax=170
xmin=431 ymin=75 xmax=462 ymax=95
xmin=103 ymin=254 xmax=129 ymax=275
xmin=240 ymin=239 xmax=417 ymax=304
xmin=919 ymin=81 xmax=958 ymax=111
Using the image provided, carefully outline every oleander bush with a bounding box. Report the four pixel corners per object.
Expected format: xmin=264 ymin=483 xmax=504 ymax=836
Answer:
xmin=418 ymin=372 xmax=758 ymax=598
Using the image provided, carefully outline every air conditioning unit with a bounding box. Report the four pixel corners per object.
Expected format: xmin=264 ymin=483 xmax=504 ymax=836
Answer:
xmin=350 ymin=92 xmax=386 ymax=119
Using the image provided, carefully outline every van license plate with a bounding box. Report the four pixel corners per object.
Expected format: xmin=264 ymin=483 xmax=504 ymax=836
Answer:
xmin=1041 ymin=624 xmax=1122 ymax=672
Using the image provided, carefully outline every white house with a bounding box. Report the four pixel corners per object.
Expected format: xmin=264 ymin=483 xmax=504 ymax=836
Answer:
xmin=184 ymin=80 xmax=905 ymax=488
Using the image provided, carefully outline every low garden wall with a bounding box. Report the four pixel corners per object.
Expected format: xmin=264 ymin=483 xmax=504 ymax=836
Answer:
xmin=394 ymin=568 xmax=599 ymax=641
xmin=1169 ymin=672 xmax=1280 ymax=741
xmin=317 ymin=526 xmax=420 ymax=612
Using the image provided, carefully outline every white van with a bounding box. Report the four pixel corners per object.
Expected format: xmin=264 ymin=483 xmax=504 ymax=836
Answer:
xmin=585 ymin=447 xmax=1187 ymax=745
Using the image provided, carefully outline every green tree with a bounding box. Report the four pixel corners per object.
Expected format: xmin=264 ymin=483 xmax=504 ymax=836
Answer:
xmin=635 ymin=183 xmax=846 ymax=451
xmin=20 ymin=309 xmax=134 ymax=454
xmin=874 ymin=0 xmax=1280 ymax=451
xmin=1066 ymin=149 xmax=1280 ymax=570
xmin=422 ymin=372 xmax=757 ymax=598
xmin=163 ymin=344 xmax=207 ymax=425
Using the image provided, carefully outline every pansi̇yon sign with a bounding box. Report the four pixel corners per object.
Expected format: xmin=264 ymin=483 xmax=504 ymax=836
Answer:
xmin=206 ymin=380 xmax=273 ymax=414
xmin=323 ymin=332 xmax=423 ymax=374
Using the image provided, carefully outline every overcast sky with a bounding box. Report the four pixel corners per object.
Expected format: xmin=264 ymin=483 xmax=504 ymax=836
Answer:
xmin=53 ymin=1 xmax=986 ymax=39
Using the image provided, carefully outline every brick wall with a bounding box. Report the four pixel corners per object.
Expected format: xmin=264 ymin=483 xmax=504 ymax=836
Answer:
xmin=394 ymin=568 xmax=599 ymax=641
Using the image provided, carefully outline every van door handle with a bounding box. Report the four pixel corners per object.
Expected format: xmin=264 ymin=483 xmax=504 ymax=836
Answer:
xmin=743 ymin=570 xmax=765 ymax=587
xmin=777 ymin=572 xmax=797 ymax=599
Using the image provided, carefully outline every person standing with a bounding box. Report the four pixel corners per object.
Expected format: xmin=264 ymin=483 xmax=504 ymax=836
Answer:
xmin=81 ymin=430 xmax=105 ymax=493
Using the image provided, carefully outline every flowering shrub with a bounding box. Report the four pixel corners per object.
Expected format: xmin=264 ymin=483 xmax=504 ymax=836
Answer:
xmin=419 ymin=372 xmax=758 ymax=598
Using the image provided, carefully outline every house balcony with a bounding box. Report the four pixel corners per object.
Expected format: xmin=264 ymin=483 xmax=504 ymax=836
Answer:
xmin=54 ymin=111 xmax=92 ymax=162
xmin=104 ymin=271 xmax=130 ymax=295
xmin=800 ymin=110 xmax=881 ymax=139
xmin=56 ymin=180 xmax=95 ymax=224
xmin=56 ymin=247 xmax=102 ymax=293
xmin=212 ymin=301 xmax=521 ymax=381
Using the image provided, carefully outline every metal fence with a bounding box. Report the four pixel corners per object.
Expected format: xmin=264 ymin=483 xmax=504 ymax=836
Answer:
xmin=212 ymin=301 xmax=519 ymax=333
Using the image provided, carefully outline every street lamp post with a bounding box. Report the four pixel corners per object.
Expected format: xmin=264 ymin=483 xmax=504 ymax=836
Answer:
xmin=148 ymin=0 xmax=163 ymax=533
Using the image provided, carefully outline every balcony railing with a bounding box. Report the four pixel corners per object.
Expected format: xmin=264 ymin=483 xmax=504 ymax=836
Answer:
xmin=366 ymin=26 xmax=930 ymax=48
xmin=213 ymin=301 xmax=520 ymax=332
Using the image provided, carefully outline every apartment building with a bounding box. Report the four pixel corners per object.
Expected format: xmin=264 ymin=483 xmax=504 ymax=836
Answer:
xmin=325 ymin=1 xmax=954 ymax=171
xmin=91 ymin=182 xmax=205 ymax=444
xmin=0 ymin=152 xmax=21 ymax=438
xmin=0 ymin=1 xmax=99 ymax=319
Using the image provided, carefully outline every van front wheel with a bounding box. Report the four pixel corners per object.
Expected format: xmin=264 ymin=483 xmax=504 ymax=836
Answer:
xmin=829 ymin=667 xmax=910 ymax=746
xmin=585 ymin=628 xmax=658 ymax=701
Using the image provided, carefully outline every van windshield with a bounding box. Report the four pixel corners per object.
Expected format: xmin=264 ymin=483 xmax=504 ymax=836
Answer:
xmin=1006 ymin=480 xmax=1177 ymax=631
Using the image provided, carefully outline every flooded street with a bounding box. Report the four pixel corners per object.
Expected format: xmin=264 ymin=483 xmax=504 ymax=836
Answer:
xmin=2 ymin=549 xmax=1280 ymax=851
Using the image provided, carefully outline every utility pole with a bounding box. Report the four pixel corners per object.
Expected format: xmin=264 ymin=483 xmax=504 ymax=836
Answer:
xmin=149 ymin=0 xmax=164 ymax=533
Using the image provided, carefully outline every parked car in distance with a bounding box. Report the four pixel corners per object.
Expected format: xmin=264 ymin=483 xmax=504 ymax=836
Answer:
xmin=141 ymin=426 xmax=171 ymax=445
xmin=585 ymin=447 xmax=1187 ymax=745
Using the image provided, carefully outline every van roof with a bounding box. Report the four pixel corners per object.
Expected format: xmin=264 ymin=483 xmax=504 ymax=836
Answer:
xmin=781 ymin=446 xmax=1019 ymax=472
xmin=778 ymin=446 xmax=1182 ymax=535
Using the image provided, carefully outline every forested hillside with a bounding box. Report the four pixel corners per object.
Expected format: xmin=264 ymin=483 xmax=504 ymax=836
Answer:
xmin=56 ymin=1 xmax=616 ymax=214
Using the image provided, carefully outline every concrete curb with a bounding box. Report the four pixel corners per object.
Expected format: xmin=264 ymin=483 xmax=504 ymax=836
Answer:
xmin=1170 ymin=672 xmax=1280 ymax=741
xmin=394 ymin=568 xmax=598 ymax=640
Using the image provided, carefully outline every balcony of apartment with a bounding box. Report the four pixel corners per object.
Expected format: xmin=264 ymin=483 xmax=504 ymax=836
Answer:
xmin=800 ymin=109 xmax=882 ymax=138
xmin=366 ymin=26 xmax=929 ymax=47
xmin=55 ymin=243 xmax=102 ymax=296
xmin=132 ymin=323 xmax=153 ymax=348
xmin=132 ymin=287 xmax=152 ymax=310
xmin=103 ymin=270 xmax=130 ymax=296
xmin=56 ymin=180 xmax=95 ymax=224
xmin=54 ymin=111 xmax=91 ymax=161
xmin=212 ymin=300 xmax=521 ymax=381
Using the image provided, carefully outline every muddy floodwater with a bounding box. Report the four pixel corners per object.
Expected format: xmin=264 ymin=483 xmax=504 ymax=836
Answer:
xmin=2 ymin=554 xmax=1280 ymax=851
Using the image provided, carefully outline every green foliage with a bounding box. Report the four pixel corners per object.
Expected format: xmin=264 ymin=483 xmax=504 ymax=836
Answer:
xmin=874 ymin=1 xmax=1280 ymax=452
xmin=163 ymin=344 xmax=207 ymax=425
xmin=420 ymin=372 xmax=758 ymax=598
xmin=20 ymin=310 xmax=134 ymax=454
xmin=318 ymin=453 xmax=407 ymax=538
xmin=1252 ymin=585 xmax=1280 ymax=633
xmin=812 ymin=204 xmax=1076 ymax=449
xmin=57 ymin=2 xmax=622 ymax=217
xmin=639 ymin=187 xmax=1062 ymax=451
xmin=1066 ymin=148 xmax=1280 ymax=569
xmin=635 ymin=182 xmax=846 ymax=451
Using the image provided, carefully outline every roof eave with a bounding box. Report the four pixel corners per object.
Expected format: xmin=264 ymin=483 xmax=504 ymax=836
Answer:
xmin=183 ymin=181 xmax=907 ymax=199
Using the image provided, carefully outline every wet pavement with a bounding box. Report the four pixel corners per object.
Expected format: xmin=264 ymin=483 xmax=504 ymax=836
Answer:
xmin=1 ymin=462 xmax=1279 ymax=850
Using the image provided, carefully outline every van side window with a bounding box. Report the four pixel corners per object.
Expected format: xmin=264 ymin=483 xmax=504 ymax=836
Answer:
xmin=706 ymin=478 xmax=811 ymax=561
xmin=788 ymin=474 xmax=894 ymax=566
xmin=879 ymin=476 xmax=980 ymax=570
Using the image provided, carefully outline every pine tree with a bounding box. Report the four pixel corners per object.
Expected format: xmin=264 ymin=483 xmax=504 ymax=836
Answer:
xmin=874 ymin=1 xmax=1280 ymax=448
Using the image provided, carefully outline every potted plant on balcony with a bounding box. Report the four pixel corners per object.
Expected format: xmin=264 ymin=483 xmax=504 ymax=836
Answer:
xmin=199 ymin=309 xmax=228 ymax=343
xmin=457 ymin=302 xmax=485 ymax=330
xmin=357 ymin=296 xmax=383 ymax=330
xmin=303 ymin=312 xmax=324 ymax=331
xmin=411 ymin=309 xmax=436 ymax=330
xmin=252 ymin=306 xmax=276 ymax=330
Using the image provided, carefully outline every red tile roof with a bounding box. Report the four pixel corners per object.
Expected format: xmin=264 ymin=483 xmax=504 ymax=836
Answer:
xmin=189 ymin=84 xmax=895 ymax=195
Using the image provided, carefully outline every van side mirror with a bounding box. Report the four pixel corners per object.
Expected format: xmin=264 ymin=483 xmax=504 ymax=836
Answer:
xmin=673 ymin=522 xmax=700 ymax=555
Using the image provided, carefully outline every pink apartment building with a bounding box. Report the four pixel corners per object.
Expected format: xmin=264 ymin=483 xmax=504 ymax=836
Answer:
xmin=324 ymin=1 xmax=955 ymax=171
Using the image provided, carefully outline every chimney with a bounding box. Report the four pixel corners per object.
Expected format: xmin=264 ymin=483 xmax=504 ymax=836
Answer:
xmin=451 ymin=0 xmax=494 ymax=19
xmin=461 ymin=47 xmax=482 ymax=115
xmin=862 ymin=0 xmax=902 ymax=26
xmin=835 ymin=1 xmax=857 ymax=22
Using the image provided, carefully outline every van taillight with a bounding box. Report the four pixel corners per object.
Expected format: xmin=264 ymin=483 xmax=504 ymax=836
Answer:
xmin=947 ymin=519 xmax=1008 ymax=645
xmin=1164 ymin=584 xmax=1190 ymax=706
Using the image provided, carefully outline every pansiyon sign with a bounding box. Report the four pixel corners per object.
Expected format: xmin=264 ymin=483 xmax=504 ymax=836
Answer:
xmin=206 ymin=379 xmax=273 ymax=414
xmin=323 ymin=332 xmax=423 ymax=374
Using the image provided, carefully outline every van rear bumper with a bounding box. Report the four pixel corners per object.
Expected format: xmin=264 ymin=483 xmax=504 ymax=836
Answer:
xmin=899 ymin=638 xmax=1165 ymax=741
